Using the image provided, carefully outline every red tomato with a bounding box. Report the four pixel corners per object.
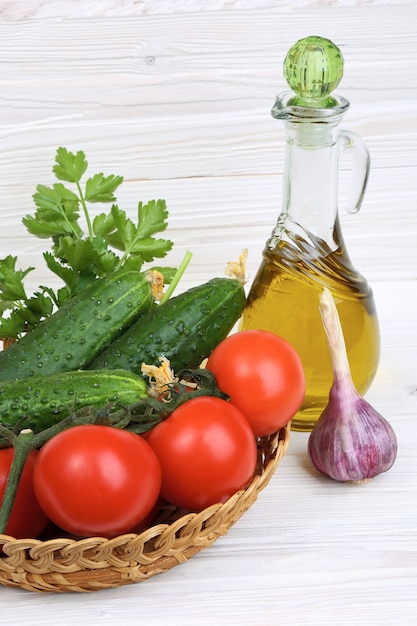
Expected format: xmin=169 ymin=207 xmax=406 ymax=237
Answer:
xmin=33 ymin=425 xmax=161 ymax=538
xmin=206 ymin=329 xmax=305 ymax=437
xmin=130 ymin=496 xmax=162 ymax=534
xmin=0 ymin=448 xmax=49 ymax=539
xmin=146 ymin=396 xmax=257 ymax=511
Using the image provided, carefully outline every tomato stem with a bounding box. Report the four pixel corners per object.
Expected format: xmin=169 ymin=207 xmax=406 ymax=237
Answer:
xmin=0 ymin=428 xmax=36 ymax=534
xmin=0 ymin=411 xmax=101 ymax=534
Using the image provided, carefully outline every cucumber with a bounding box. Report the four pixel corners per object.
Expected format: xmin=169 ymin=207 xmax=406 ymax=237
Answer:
xmin=0 ymin=270 xmax=153 ymax=383
xmin=0 ymin=369 xmax=148 ymax=432
xmin=88 ymin=277 xmax=246 ymax=376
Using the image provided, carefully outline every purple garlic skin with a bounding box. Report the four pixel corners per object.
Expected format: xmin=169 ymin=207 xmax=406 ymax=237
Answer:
xmin=308 ymin=380 xmax=398 ymax=483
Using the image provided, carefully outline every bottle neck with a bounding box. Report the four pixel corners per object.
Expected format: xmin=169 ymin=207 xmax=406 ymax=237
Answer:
xmin=268 ymin=118 xmax=345 ymax=254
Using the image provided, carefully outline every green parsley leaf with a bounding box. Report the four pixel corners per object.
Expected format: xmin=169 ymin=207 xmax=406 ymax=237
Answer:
xmin=120 ymin=256 xmax=146 ymax=273
xmin=92 ymin=211 xmax=116 ymax=238
xmin=55 ymin=237 xmax=99 ymax=271
xmin=55 ymin=285 xmax=72 ymax=308
xmin=105 ymin=205 xmax=136 ymax=252
xmin=0 ymin=288 xmax=55 ymax=338
xmin=23 ymin=183 xmax=82 ymax=239
xmin=53 ymin=147 xmax=88 ymax=183
xmin=0 ymin=256 xmax=33 ymax=302
xmin=25 ymin=291 xmax=54 ymax=319
xmin=33 ymin=183 xmax=80 ymax=213
xmin=136 ymin=199 xmax=169 ymax=238
xmin=104 ymin=202 xmax=173 ymax=262
xmin=128 ymin=237 xmax=174 ymax=262
xmin=0 ymin=310 xmax=28 ymax=338
xmin=89 ymin=239 xmax=119 ymax=276
xmin=43 ymin=252 xmax=78 ymax=290
xmin=85 ymin=173 xmax=123 ymax=203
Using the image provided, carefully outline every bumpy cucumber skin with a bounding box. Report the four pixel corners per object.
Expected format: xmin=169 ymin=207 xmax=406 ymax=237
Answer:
xmin=0 ymin=271 xmax=153 ymax=383
xmin=0 ymin=369 xmax=148 ymax=432
xmin=89 ymin=278 xmax=246 ymax=375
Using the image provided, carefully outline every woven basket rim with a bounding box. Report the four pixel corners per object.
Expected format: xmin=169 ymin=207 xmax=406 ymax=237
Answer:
xmin=0 ymin=422 xmax=290 ymax=593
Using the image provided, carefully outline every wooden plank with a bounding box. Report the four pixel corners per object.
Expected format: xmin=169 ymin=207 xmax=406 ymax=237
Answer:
xmin=1 ymin=165 xmax=415 ymax=296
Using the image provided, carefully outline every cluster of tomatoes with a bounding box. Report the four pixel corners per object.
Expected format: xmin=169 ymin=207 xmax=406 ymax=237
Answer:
xmin=0 ymin=330 xmax=305 ymax=541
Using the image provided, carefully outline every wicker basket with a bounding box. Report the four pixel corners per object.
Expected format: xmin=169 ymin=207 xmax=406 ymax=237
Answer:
xmin=0 ymin=423 xmax=290 ymax=593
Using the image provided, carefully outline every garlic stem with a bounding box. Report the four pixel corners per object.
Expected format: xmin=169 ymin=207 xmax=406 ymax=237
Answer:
xmin=319 ymin=288 xmax=352 ymax=383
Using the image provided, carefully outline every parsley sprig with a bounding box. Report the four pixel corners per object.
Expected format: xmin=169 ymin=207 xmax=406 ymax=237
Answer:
xmin=0 ymin=147 xmax=176 ymax=339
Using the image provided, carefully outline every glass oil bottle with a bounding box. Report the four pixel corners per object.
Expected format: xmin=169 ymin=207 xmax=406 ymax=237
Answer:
xmin=240 ymin=36 xmax=380 ymax=431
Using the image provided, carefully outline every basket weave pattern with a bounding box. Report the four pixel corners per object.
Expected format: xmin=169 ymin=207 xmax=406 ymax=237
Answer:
xmin=0 ymin=424 xmax=290 ymax=593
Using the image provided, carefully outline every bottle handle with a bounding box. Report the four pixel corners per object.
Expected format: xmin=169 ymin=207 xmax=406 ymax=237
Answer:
xmin=339 ymin=129 xmax=370 ymax=214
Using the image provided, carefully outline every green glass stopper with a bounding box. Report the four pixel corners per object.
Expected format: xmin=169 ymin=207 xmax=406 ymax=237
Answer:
xmin=284 ymin=36 xmax=344 ymax=106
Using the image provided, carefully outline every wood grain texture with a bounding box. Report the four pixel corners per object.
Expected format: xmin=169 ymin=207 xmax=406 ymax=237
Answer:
xmin=1 ymin=2 xmax=416 ymax=624
xmin=0 ymin=3 xmax=416 ymax=293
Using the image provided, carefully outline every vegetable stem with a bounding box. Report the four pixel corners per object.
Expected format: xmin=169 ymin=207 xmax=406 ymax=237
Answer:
xmin=319 ymin=288 xmax=352 ymax=381
xmin=76 ymin=181 xmax=94 ymax=240
xmin=61 ymin=211 xmax=82 ymax=240
xmin=159 ymin=250 xmax=192 ymax=304
xmin=0 ymin=428 xmax=35 ymax=534
xmin=0 ymin=412 xmax=100 ymax=533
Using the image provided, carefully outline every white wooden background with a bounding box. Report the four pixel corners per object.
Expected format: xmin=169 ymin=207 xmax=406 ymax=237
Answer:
xmin=1 ymin=1 xmax=416 ymax=625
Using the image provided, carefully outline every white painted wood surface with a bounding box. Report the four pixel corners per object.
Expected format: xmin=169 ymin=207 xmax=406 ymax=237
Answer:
xmin=1 ymin=2 xmax=416 ymax=624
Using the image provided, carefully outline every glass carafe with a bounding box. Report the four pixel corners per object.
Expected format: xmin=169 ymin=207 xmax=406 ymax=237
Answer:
xmin=240 ymin=36 xmax=380 ymax=432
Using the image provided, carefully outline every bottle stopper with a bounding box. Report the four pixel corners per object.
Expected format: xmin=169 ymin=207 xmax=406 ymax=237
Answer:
xmin=283 ymin=36 xmax=344 ymax=107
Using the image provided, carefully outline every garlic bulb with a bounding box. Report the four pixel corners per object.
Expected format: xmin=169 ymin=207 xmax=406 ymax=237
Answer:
xmin=308 ymin=288 xmax=397 ymax=482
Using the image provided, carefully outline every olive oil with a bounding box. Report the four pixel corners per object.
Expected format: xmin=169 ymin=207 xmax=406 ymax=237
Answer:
xmin=241 ymin=238 xmax=380 ymax=431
